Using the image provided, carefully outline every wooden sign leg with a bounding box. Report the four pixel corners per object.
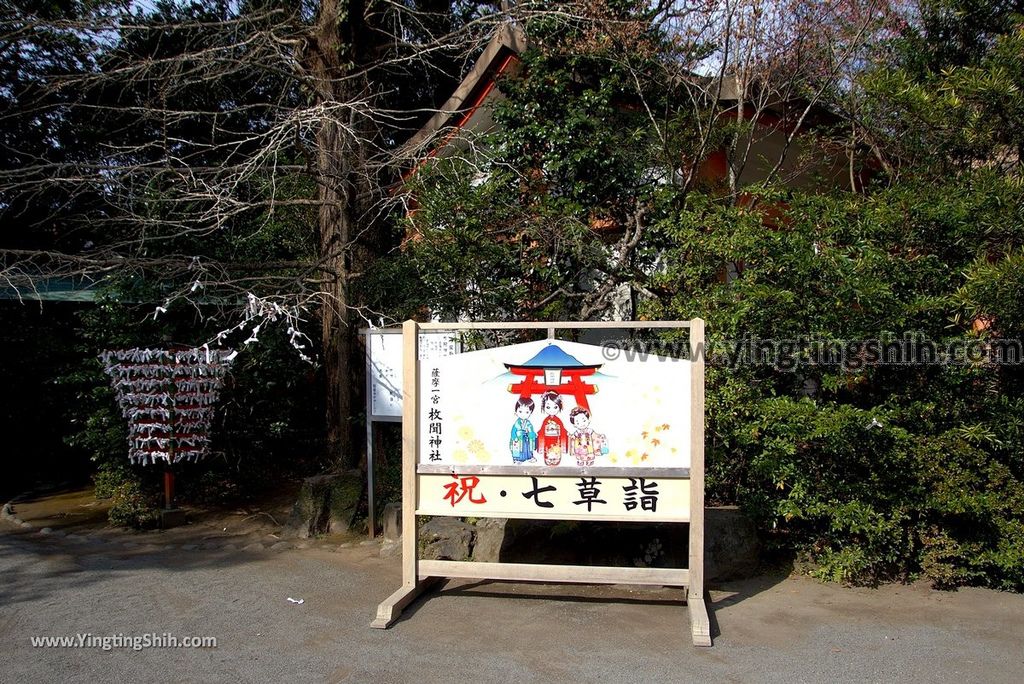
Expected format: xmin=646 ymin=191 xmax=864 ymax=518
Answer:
xmin=370 ymin=483 xmax=435 ymax=628
xmin=688 ymin=593 xmax=711 ymax=647
xmin=688 ymin=317 xmax=712 ymax=647
xmin=371 ymin=580 xmax=437 ymax=629
xmin=372 ymin=320 xmax=428 ymax=629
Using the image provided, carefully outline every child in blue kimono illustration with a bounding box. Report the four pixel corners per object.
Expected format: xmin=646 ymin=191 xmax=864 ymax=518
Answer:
xmin=509 ymin=397 xmax=538 ymax=463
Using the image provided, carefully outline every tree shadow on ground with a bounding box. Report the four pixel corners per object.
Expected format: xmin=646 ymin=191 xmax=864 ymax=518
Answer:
xmin=0 ymin=528 xmax=286 ymax=610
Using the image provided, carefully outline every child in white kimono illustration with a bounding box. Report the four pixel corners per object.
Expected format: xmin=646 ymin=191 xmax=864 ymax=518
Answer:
xmin=568 ymin=406 xmax=608 ymax=467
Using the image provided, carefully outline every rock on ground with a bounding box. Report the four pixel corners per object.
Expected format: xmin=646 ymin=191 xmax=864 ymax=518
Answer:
xmin=470 ymin=507 xmax=760 ymax=579
xmin=377 ymin=504 xmax=761 ymax=579
xmin=419 ymin=518 xmax=475 ymax=561
xmin=284 ymin=470 xmax=363 ymax=539
xmin=471 ymin=518 xmax=507 ymax=562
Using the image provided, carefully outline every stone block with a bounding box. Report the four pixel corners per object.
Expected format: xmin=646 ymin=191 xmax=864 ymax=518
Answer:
xmin=705 ymin=506 xmax=761 ymax=581
xmin=382 ymin=502 xmax=402 ymax=542
xmin=472 ymin=518 xmax=507 ymax=562
xmin=160 ymin=508 xmax=187 ymax=529
xmin=419 ymin=517 xmax=475 ymax=561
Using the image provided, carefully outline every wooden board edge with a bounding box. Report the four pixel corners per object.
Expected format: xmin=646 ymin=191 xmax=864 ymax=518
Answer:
xmin=418 ymin=560 xmax=689 ymax=587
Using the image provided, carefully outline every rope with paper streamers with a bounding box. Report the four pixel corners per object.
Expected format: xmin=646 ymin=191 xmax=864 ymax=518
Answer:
xmin=99 ymin=348 xmax=235 ymax=466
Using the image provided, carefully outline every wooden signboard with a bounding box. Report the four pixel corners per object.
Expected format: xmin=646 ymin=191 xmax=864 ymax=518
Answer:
xmin=361 ymin=329 xmax=461 ymax=536
xmin=371 ymin=320 xmax=710 ymax=646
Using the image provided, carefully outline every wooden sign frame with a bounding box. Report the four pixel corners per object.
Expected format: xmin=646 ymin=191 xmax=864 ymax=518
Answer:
xmin=370 ymin=319 xmax=710 ymax=646
xmin=360 ymin=328 xmax=462 ymax=538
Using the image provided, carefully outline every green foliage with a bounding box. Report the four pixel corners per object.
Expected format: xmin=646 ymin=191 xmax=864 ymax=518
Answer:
xmin=393 ymin=19 xmax=672 ymax=321
xmin=93 ymin=462 xmax=134 ymax=500
xmin=863 ymin=11 xmax=1024 ymax=174
xmin=957 ymin=248 xmax=1024 ymax=332
xmin=898 ymin=0 xmax=1023 ymax=75
xmin=387 ymin=7 xmax=1024 ymax=590
xmin=643 ymin=174 xmax=1024 ymax=589
xmin=107 ymin=478 xmax=161 ymax=530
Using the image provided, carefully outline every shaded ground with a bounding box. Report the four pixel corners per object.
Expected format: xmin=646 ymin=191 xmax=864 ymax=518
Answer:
xmin=10 ymin=488 xmax=112 ymax=533
xmin=0 ymin=522 xmax=1022 ymax=683
xmin=7 ymin=483 xmax=367 ymax=548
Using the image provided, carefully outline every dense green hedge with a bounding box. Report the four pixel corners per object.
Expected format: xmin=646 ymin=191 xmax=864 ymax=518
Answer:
xmin=636 ymin=179 xmax=1024 ymax=588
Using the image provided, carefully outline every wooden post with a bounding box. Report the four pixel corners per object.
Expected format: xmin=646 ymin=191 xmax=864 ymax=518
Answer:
xmin=688 ymin=317 xmax=711 ymax=646
xmin=364 ymin=332 xmax=376 ymax=539
xmin=160 ymin=351 xmax=186 ymax=528
xmin=400 ymin=320 xmax=418 ymax=589
xmin=163 ymin=469 xmax=174 ymax=509
xmin=167 ymin=352 xmax=177 ymax=510
xmin=371 ymin=320 xmax=434 ymax=628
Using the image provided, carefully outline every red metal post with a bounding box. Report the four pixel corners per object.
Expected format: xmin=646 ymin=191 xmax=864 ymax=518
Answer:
xmin=163 ymin=469 xmax=174 ymax=509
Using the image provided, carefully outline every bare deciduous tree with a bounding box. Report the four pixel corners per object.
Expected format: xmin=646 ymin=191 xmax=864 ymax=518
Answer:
xmin=0 ymin=0 xmax=510 ymax=464
xmin=0 ymin=0 xmax=905 ymax=459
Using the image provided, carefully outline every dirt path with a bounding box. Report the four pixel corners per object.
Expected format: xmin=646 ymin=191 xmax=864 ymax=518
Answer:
xmin=4 ymin=483 xmax=366 ymax=550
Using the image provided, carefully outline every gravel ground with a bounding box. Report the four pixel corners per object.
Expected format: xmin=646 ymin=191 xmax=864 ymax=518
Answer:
xmin=1 ymin=529 xmax=1022 ymax=683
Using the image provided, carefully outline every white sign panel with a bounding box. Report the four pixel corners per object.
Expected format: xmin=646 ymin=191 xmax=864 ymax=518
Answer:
xmin=368 ymin=332 xmax=460 ymax=419
xmin=419 ymin=339 xmax=691 ymax=470
xmin=417 ymin=473 xmax=690 ymax=521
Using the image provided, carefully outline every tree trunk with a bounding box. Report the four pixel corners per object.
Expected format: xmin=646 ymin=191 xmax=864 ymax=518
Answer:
xmin=311 ymin=0 xmax=358 ymax=467
xmin=318 ymin=137 xmax=354 ymax=465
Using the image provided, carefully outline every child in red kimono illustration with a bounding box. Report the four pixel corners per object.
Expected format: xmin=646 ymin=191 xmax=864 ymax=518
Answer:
xmin=568 ymin=407 xmax=608 ymax=466
xmin=536 ymin=391 xmax=568 ymax=466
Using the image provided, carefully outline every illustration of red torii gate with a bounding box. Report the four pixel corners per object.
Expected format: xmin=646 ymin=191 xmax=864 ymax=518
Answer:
xmin=505 ymin=344 xmax=602 ymax=410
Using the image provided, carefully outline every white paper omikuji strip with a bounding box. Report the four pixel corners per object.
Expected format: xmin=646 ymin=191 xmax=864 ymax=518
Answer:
xmin=126 ymin=407 xmax=172 ymax=421
xmin=129 ymin=428 xmax=170 ymax=437
xmin=100 ymin=347 xmax=235 ymax=465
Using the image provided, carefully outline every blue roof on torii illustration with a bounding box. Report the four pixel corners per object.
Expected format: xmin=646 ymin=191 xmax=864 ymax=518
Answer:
xmin=504 ymin=344 xmax=602 ymax=370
